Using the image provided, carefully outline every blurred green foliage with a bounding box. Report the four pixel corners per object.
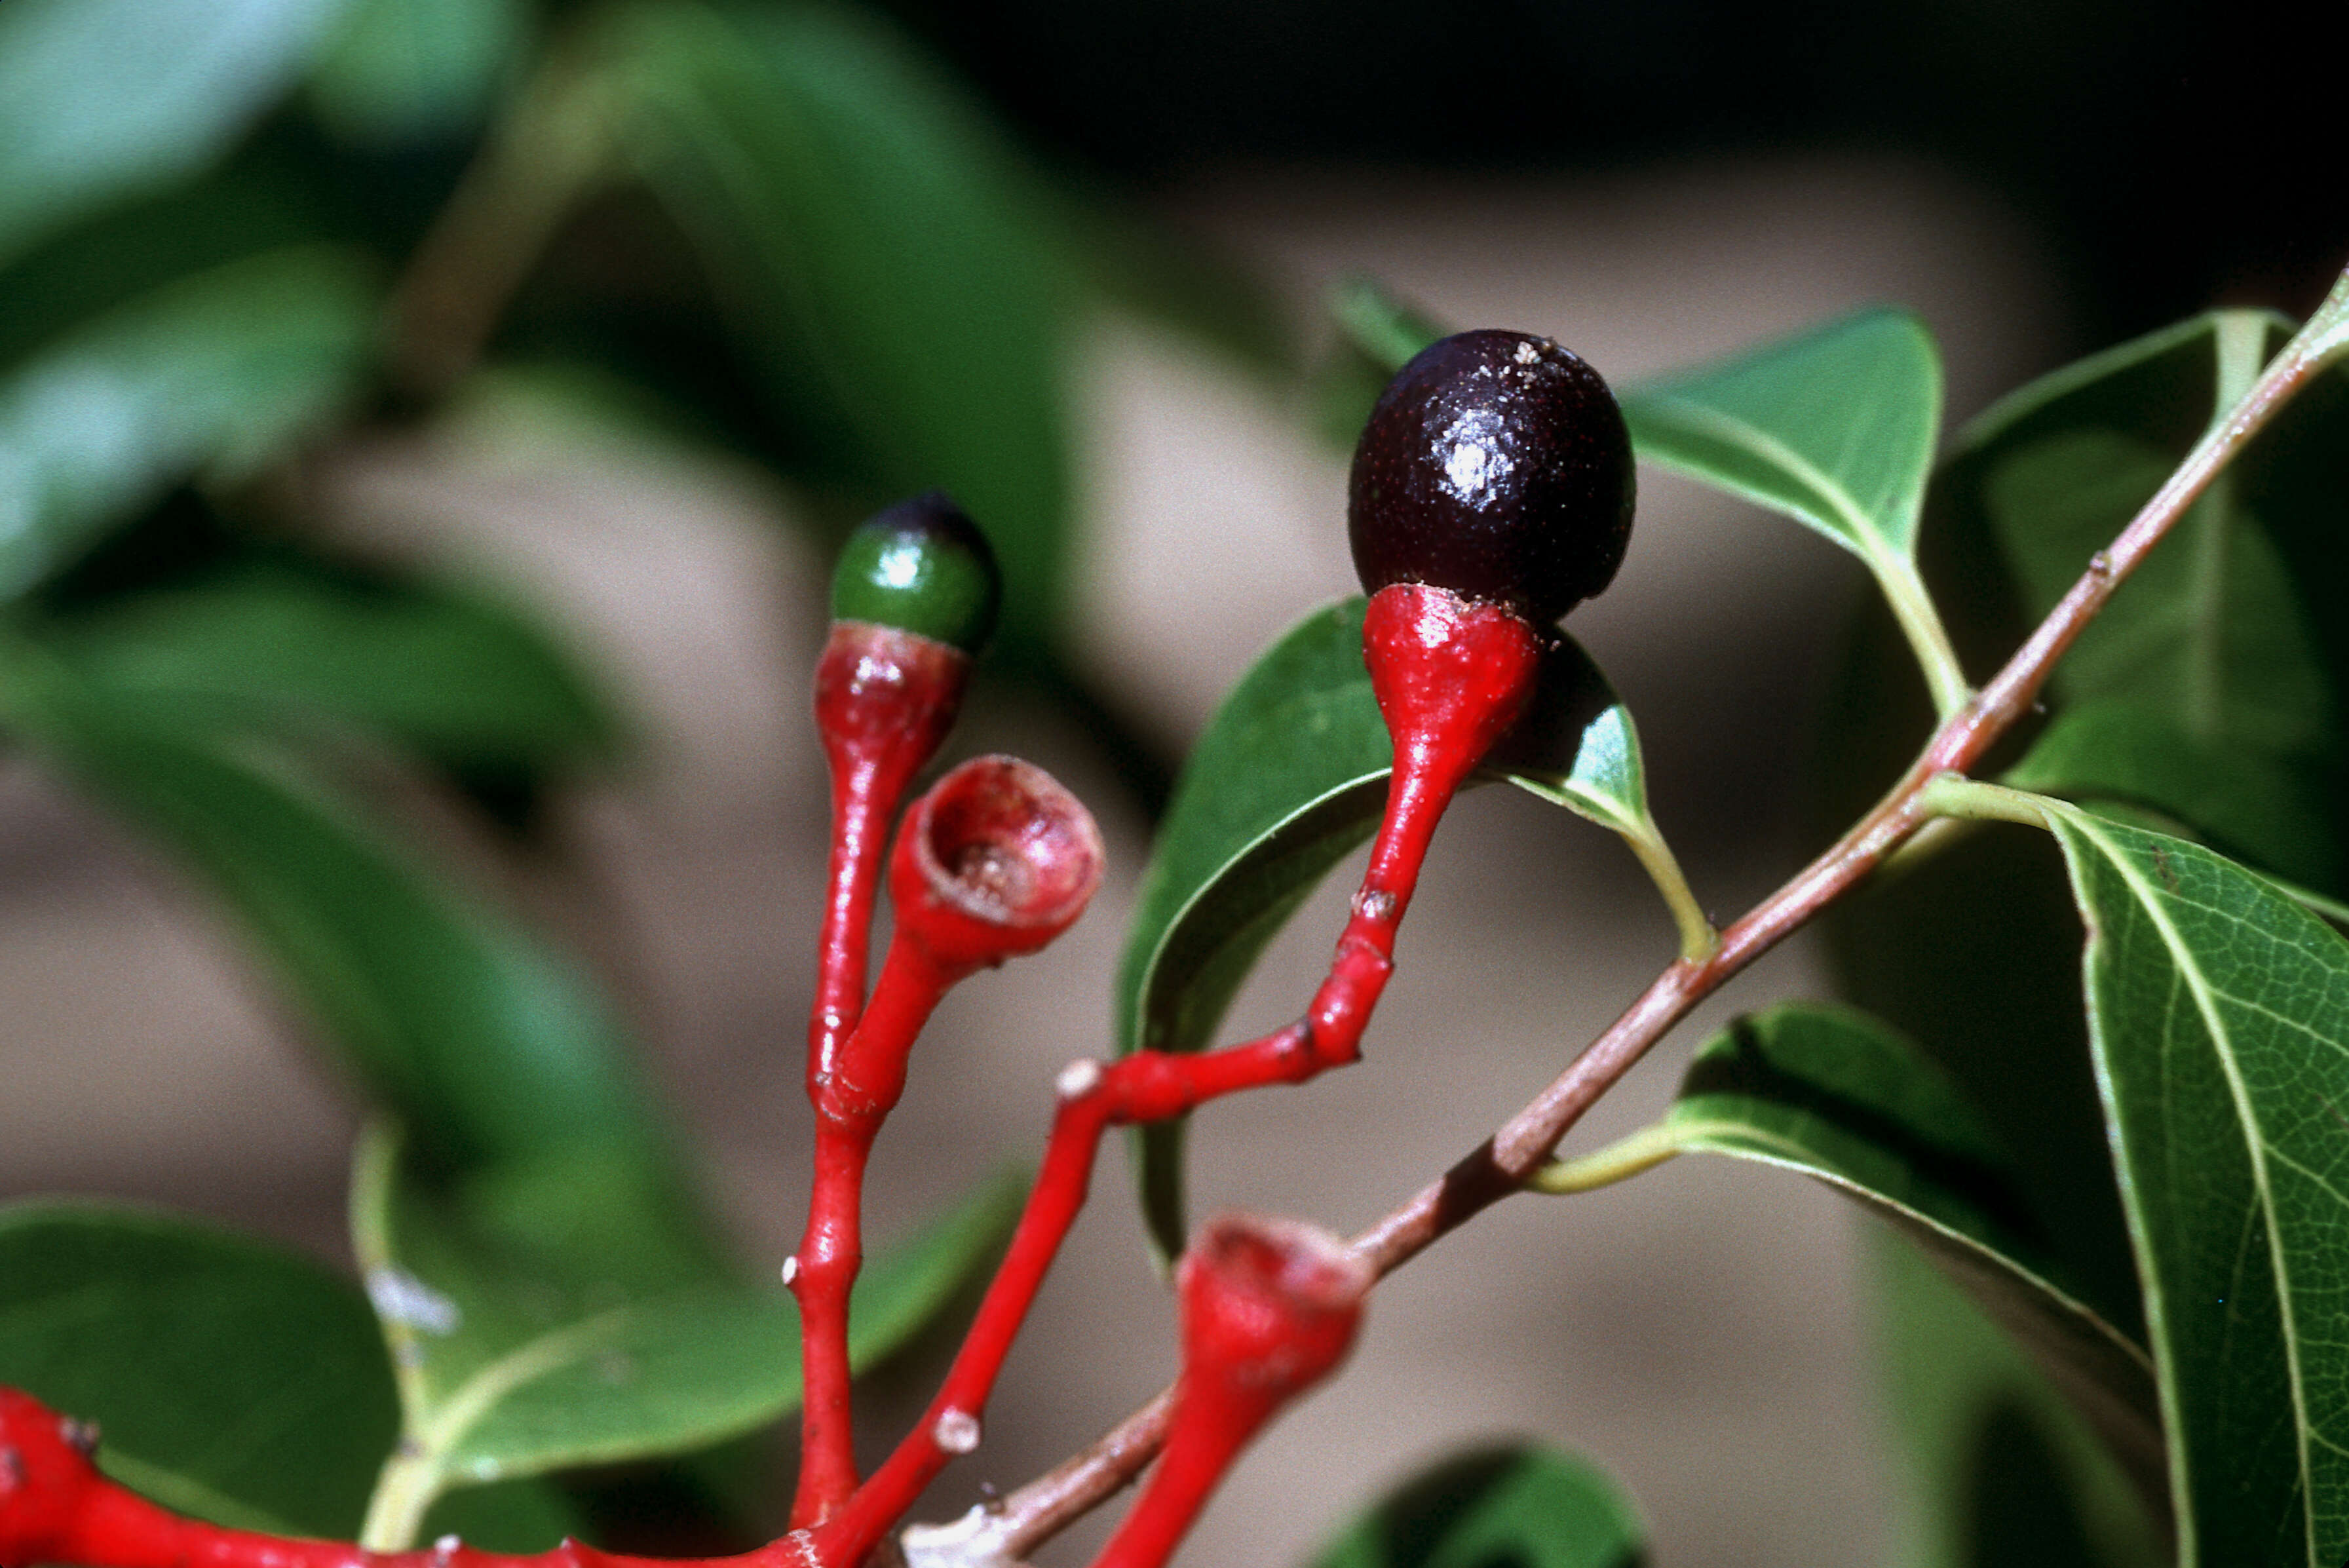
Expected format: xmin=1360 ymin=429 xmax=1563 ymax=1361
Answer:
xmin=0 ymin=0 xmax=1259 ymax=1546
xmin=5 ymin=1 xmax=2348 ymax=1562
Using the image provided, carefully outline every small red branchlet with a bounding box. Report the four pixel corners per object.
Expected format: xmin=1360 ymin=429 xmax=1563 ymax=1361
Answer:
xmin=810 ymin=622 xmax=972 ymax=1072
xmin=887 ymin=755 xmax=1105 ymax=980
xmin=1088 ymin=1216 xmax=1369 ymax=1568
xmin=0 ymin=1387 xmax=96 ymax=1568
xmin=792 ymin=754 xmax=1100 ymax=1531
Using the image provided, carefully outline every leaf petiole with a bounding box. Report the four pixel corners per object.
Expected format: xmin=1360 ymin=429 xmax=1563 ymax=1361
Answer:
xmin=1620 ymin=823 xmax=1718 ymax=963
xmin=1879 ymin=561 xmax=1972 ymax=721
xmin=1527 ymin=1121 xmax=1688 ymax=1195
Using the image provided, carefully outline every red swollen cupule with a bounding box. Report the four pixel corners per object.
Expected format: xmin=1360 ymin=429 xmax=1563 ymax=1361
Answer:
xmin=1087 ymin=1217 xmax=1370 ymax=1568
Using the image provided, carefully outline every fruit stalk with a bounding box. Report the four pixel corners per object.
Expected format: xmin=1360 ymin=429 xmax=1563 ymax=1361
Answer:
xmin=1302 ymin=583 xmax=1540 ymax=1065
xmin=809 ymin=623 xmax=969 ymax=1086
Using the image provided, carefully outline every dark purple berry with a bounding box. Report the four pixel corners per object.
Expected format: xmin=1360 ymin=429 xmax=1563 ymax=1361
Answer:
xmin=1348 ymin=329 xmax=1634 ymax=626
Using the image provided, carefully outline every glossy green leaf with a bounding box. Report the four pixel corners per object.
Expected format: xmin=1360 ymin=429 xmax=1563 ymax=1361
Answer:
xmin=1537 ymin=1001 xmax=2162 ymax=1506
xmin=1623 ymin=308 xmax=1939 ymax=564
xmin=1928 ymin=780 xmax=2349 ymax=1560
xmin=309 ymin=0 xmax=529 ymax=147
xmin=1947 ymin=308 xmax=2349 ymax=895
xmin=1622 ymin=309 xmax=1966 ymax=714
xmin=352 ymin=1130 xmax=1023 ymax=1541
xmin=0 ymin=246 xmax=378 ymax=599
xmin=1871 ymin=1229 xmax=2168 ymax=1568
xmin=610 ymin=0 xmax=1075 ymax=662
xmin=2019 ymin=798 xmax=2349 ymax=1565
xmin=1117 ymin=596 xmax=1670 ymax=1260
xmin=0 ymin=1200 xmax=398 ymax=1538
xmin=1308 ymin=1444 xmax=1645 ymax=1568
xmin=2004 ymin=698 xmax=2334 ymax=887
xmin=39 ymin=561 xmax=619 ymax=773
xmin=0 ymin=0 xmax=354 ymax=265
xmin=12 ymin=674 xmax=663 ymax=1172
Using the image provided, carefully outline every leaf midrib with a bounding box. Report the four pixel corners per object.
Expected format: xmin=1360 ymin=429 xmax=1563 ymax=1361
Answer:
xmin=413 ymin=1303 xmax=636 ymax=1476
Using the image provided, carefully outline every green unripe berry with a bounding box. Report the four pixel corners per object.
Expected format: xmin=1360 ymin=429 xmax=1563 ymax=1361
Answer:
xmin=830 ymin=491 xmax=1001 ymax=653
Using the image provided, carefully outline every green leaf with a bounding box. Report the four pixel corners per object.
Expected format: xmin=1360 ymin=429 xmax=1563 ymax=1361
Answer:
xmin=1945 ymin=308 xmax=2349 ymax=894
xmin=352 ymin=1130 xmax=1023 ymax=1542
xmin=0 ymin=246 xmax=378 ymax=599
xmin=1117 ymin=597 xmax=1675 ymax=1260
xmin=418 ymin=1477 xmax=588 ymax=1555
xmin=611 ymin=0 xmax=1075 ymax=662
xmin=0 ymin=1200 xmax=398 ymax=1539
xmin=1930 ymin=778 xmax=2349 ymax=1561
xmin=309 ymin=0 xmax=529 ymax=147
xmin=1537 ymin=1002 xmax=2162 ymax=1511
xmin=2004 ymin=698 xmax=2334 ymax=887
xmin=0 ymin=0 xmax=355 ymax=266
xmin=1622 ymin=309 xmax=1966 ymax=714
xmin=1871 ymin=1229 xmax=2168 ymax=1568
xmin=1307 ymin=1444 xmax=1645 ymax=1568
xmin=11 ymin=673 xmax=664 ymax=1172
xmin=38 ymin=560 xmax=619 ymax=773
xmin=2022 ymin=800 xmax=2349 ymax=1564
xmin=1312 ymin=275 xmax=1445 ymax=448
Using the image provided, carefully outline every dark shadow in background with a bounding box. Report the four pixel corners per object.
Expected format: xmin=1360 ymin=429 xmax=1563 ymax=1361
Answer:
xmin=873 ymin=0 xmax=2348 ymax=345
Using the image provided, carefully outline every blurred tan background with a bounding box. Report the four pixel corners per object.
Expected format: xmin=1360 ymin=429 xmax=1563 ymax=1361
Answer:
xmin=0 ymin=154 xmax=2060 ymax=1566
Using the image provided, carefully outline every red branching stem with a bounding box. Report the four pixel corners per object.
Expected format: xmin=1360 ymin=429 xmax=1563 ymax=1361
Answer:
xmin=812 ymin=587 xmax=1537 ymax=1561
xmin=795 ymin=624 xmax=970 ymax=1529
xmin=791 ymin=755 xmax=1101 ymax=1531
xmin=1 ymin=1389 xmax=818 ymax=1568
xmin=789 ymin=935 xmax=958 ymax=1528
xmin=1085 ymin=1217 xmax=1366 ymax=1568
xmin=807 ymin=1055 xmax=1158 ymax=1565
xmin=809 ymin=1027 xmax=1331 ymax=1567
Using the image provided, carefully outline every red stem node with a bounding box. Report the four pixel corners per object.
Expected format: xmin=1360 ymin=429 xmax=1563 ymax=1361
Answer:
xmin=1088 ymin=1216 xmax=1369 ymax=1568
xmin=790 ymin=756 xmax=1103 ymax=1529
xmin=816 ymin=1050 xmax=1345 ymax=1568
